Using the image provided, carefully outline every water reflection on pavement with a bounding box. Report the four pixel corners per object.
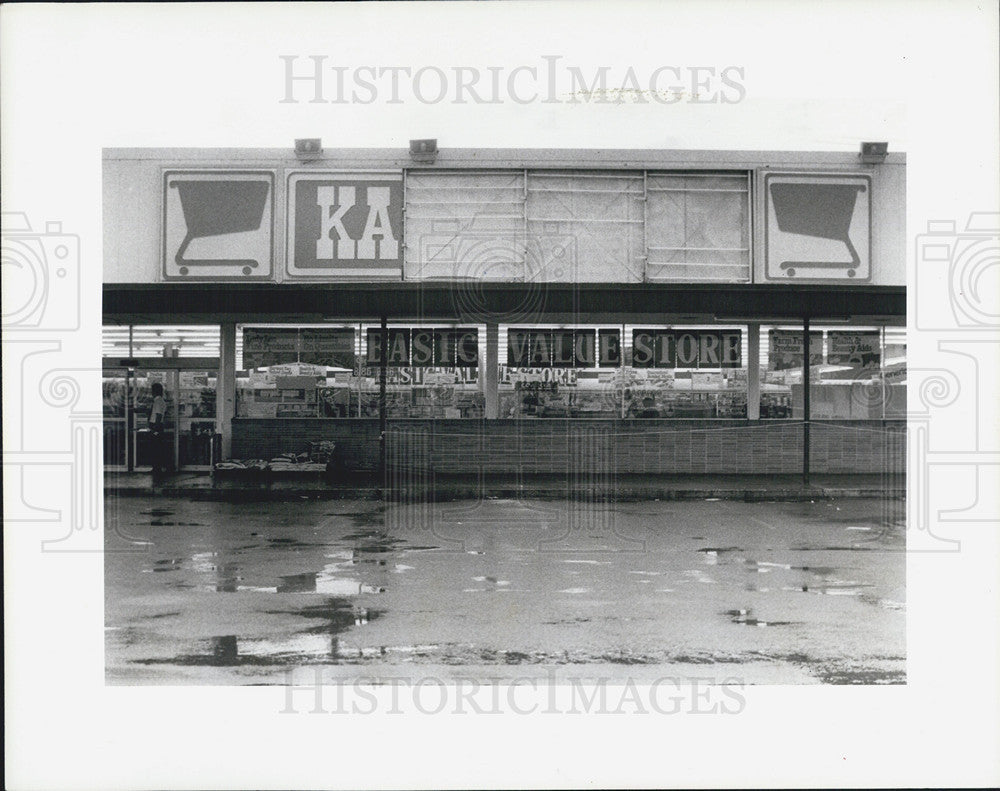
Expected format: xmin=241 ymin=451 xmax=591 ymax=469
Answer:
xmin=105 ymin=497 xmax=905 ymax=684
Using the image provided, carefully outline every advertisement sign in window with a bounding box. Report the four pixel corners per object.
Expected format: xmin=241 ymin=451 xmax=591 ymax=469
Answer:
xmin=827 ymin=331 xmax=881 ymax=368
xmin=767 ymin=329 xmax=823 ymax=370
xmin=243 ymin=328 xmax=355 ymax=369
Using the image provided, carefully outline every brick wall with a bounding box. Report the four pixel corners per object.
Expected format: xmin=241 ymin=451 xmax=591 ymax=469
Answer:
xmin=232 ymin=418 xmax=906 ymax=475
xmin=232 ymin=419 xmax=380 ymax=470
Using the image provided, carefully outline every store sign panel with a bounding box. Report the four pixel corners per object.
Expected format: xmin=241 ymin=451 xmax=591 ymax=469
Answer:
xmin=507 ymin=330 xmax=622 ymax=367
xmin=631 ymin=330 xmax=742 ymax=369
xmin=287 ymin=172 xmax=403 ymax=279
xmin=162 ymin=171 xmax=274 ymax=280
xmin=366 ymin=328 xmax=479 ymax=367
xmin=827 ymin=331 xmax=881 ymax=368
xmin=763 ymin=173 xmax=872 ymax=282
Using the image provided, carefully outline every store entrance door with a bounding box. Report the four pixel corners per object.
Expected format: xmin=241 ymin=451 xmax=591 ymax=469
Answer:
xmin=132 ymin=370 xmax=177 ymax=472
xmin=102 ymin=367 xmax=217 ymax=471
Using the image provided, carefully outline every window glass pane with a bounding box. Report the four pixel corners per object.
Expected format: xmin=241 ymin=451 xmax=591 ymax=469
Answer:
xmin=621 ymin=325 xmax=748 ymax=418
xmin=103 ymin=325 xmax=220 ymax=358
xmin=499 ymin=324 xmax=623 ymax=418
xmin=177 ymin=371 xmax=217 ymax=466
xmin=404 ymin=171 xmax=525 ymax=280
xmin=357 ymin=324 xmax=486 ymax=418
xmin=646 ymin=173 xmax=749 ymax=282
xmin=760 ymin=325 xmax=905 ymax=420
xmin=526 ymin=172 xmax=644 ymax=282
xmin=236 ymin=324 xmax=359 ymax=419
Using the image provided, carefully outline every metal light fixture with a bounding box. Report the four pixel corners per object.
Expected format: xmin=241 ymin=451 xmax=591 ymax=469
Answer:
xmin=859 ymin=141 xmax=888 ymax=164
xmin=294 ymin=138 xmax=323 ymax=161
xmin=409 ymin=139 xmax=438 ymax=164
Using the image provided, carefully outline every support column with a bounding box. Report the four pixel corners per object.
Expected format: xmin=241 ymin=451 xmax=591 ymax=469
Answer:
xmin=379 ymin=316 xmax=388 ymax=484
xmin=802 ymin=317 xmax=810 ymax=487
xmin=747 ymin=323 xmax=760 ymax=420
xmin=217 ymin=322 xmax=236 ymax=460
xmin=485 ymin=323 xmax=499 ymax=419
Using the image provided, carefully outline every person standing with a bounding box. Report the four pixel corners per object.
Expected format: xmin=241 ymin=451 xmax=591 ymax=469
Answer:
xmin=149 ymin=382 xmax=169 ymax=476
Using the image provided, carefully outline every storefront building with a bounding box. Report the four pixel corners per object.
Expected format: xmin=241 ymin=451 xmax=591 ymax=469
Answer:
xmin=102 ymin=146 xmax=906 ymax=482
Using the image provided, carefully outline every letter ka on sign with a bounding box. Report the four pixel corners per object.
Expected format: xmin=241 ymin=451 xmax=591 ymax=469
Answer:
xmin=287 ymin=172 xmax=403 ymax=279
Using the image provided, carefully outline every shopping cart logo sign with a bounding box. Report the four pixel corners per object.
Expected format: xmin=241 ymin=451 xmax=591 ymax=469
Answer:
xmin=286 ymin=172 xmax=403 ymax=279
xmin=763 ymin=173 xmax=872 ymax=282
xmin=162 ymin=171 xmax=274 ymax=280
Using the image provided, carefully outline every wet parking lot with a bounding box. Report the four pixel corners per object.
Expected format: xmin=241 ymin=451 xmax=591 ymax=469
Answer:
xmin=105 ymin=496 xmax=905 ymax=685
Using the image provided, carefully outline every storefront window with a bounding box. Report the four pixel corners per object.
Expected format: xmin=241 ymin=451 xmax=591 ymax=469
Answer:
xmin=236 ymin=324 xmax=358 ymax=418
xmin=357 ymin=324 xmax=486 ymax=419
xmin=760 ymin=325 xmax=906 ymax=420
xmin=621 ymin=325 xmax=749 ymax=418
xmin=103 ymin=325 xmax=220 ymax=358
xmin=498 ymin=324 xmax=749 ymax=418
xmin=500 ymin=325 xmax=622 ymax=418
xmin=235 ymin=324 xmax=487 ymax=419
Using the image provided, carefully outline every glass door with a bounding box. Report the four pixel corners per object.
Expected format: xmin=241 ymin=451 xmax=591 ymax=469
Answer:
xmin=132 ymin=370 xmax=177 ymax=471
xmin=103 ymin=370 xmax=129 ymax=469
xmin=104 ymin=367 xmax=218 ymax=471
xmin=177 ymin=370 xmax=217 ymax=469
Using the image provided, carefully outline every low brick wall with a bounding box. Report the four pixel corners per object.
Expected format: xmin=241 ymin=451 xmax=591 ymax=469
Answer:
xmin=232 ymin=419 xmax=380 ymax=470
xmin=232 ymin=418 xmax=906 ymax=475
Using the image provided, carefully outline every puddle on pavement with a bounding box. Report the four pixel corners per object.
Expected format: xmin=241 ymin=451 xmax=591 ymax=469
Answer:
xmin=697 ymin=547 xmax=744 ymax=565
xmin=273 ymin=570 xmax=385 ymax=596
xmin=277 ymin=573 xmax=317 ymax=593
xmin=725 ymin=608 xmax=794 ymax=627
xmin=142 ymin=611 xmax=181 ymax=620
xmin=266 ymin=537 xmax=330 ymax=549
xmin=152 ymin=558 xmax=184 ymax=572
xmin=325 ymin=511 xmax=385 ymax=528
xmin=783 ymin=582 xmax=874 ymax=596
xmin=138 ymin=598 xmax=384 ymax=667
xmin=140 ymin=509 xmax=174 ymax=517
xmin=269 ymin=598 xmax=383 ymax=632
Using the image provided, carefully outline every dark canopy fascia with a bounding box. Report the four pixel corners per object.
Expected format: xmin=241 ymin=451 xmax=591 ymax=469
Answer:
xmin=103 ymin=282 xmax=906 ymax=326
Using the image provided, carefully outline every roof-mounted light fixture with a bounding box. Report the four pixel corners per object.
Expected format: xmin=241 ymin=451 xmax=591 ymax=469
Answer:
xmin=409 ymin=139 xmax=438 ymax=164
xmin=294 ymin=138 xmax=323 ymax=162
xmin=859 ymin=141 xmax=888 ymax=164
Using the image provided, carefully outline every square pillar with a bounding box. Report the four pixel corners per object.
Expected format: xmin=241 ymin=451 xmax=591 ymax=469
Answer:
xmin=485 ymin=323 xmax=499 ymax=419
xmin=747 ymin=323 xmax=760 ymax=419
xmin=217 ymin=322 xmax=236 ymax=459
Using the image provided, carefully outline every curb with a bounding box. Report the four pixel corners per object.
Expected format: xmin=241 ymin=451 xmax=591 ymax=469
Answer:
xmin=104 ymin=484 xmax=905 ymax=502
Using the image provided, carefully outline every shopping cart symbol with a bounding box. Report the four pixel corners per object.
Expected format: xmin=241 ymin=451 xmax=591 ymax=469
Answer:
xmin=170 ymin=180 xmax=269 ymax=275
xmin=770 ymin=182 xmax=866 ymax=278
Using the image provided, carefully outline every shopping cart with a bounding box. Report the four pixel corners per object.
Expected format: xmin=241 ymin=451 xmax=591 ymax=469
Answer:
xmin=170 ymin=179 xmax=269 ymax=275
xmin=769 ymin=182 xmax=866 ymax=278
